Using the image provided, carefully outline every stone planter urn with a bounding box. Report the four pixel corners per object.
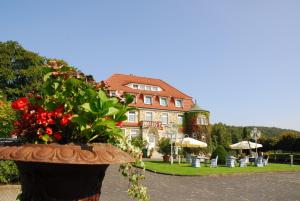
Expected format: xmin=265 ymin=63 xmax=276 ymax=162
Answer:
xmin=0 ymin=143 xmax=133 ymax=201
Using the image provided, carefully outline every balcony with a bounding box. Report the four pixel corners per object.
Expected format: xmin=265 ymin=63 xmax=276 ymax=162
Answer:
xmin=139 ymin=121 xmax=163 ymax=129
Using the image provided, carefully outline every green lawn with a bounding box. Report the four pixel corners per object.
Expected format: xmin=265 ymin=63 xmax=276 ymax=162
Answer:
xmin=144 ymin=161 xmax=300 ymax=176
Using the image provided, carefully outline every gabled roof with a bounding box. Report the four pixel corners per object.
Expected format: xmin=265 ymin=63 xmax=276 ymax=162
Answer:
xmin=105 ymin=74 xmax=192 ymax=99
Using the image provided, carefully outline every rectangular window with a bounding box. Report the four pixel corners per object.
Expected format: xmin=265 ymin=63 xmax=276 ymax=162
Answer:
xmin=133 ymin=84 xmax=139 ymax=89
xmin=161 ymin=113 xmax=168 ymax=125
xmin=110 ymin=91 xmax=116 ymax=97
xmin=152 ymin=86 xmax=158 ymax=91
xmin=128 ymin=111 xmax=136 ymax=122
xmin=177 ymin=115 xmax=183 ymax=125
xmin=145 ymin=85 xmax=151 ymax=90
xmin=139 ymin=85 xmax=145 ymax=90
xmin=144 ymin=95 xmax=152 ymax=104
xmin=145 ymin=112 xmax=153 ymax=121
xmin=175 ymin=99 xmax=183 ymax=107
xmin=130 ymin=129 xmax=139 ymax=138
xmin=160 ymin=97 xmax=167 ymax=106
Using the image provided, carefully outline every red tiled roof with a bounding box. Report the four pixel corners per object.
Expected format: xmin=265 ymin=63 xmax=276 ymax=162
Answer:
xmin=105 ymin=74 xmax=194 ymax=111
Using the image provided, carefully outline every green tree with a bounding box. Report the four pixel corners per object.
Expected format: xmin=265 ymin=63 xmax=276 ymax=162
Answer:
xmin=211 ymin=145 xmax=228 ymax=165
xmin=277 ymin=131 xmax=299 ymax=153
xmin=242 ymin=127 xmax=249 ymax=140
xmin=0 ymin=41 xmax=46 ymax=100
xmin=211 ymin=123 xmax=231 ymax=148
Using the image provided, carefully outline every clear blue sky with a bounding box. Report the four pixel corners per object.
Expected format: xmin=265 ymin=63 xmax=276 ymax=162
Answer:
xmin=1 ymin=0 xmax=300 ymax=131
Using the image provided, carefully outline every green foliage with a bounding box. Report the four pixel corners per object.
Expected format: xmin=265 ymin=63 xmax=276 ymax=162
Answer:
xmin=131 ymin=135 xmax=148 ymax=150
xmin=0 ymin=160 xmax=19 ymax=184
xmin=211 ymin=145 xmax=228 ymax=165
xmin=277 ymin=131 xmax=300 ymax=153
xmin=211 ymin=123 xmax=232 ymax=148
xmin=157 ymin=137 xmax=171 ymax=156
xmin=0 ymin=41 xmax=46 ymax=100
xmin=0 ymin=100 xmax=16 ymax=137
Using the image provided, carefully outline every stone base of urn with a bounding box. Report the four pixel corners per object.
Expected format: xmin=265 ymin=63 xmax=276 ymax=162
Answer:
xmin=0 ymin=143 xmax=134 ymax=201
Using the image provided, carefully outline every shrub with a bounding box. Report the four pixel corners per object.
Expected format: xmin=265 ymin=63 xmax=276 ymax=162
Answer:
xmin=158 ymin=137 xmax=171 ymax=156
xmin=0 ymin=160 xmax=19 ymax=184
xmin=0 ymin=100 xmax=16 ymax=138
xmin=130 ymin=135 xmax=148 ymax=150
xmin=211 ymin=145 xmax=228 ymax=165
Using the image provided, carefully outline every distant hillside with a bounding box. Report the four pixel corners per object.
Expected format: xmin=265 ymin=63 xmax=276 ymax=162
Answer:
xmin=215 ymin=123 xmax=300 ymax=137
xmin=247 ymin=126 xmax=300 ymax=137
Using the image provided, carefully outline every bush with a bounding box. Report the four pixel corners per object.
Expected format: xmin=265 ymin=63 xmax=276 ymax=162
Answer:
xmin=130 ymin=135 xmax=148 ymax=150
xmin=158 ymin=137 xmax=171 ymax=156
xmin=211 ymin=145 xmax=228 ymax=165
xmin=268 ymin=153 xmax=300 ymax=164
xmin=0 ymin=160 xmax=19 ymax=184
xmin=0 ymin=100 xmax=16 ymax=138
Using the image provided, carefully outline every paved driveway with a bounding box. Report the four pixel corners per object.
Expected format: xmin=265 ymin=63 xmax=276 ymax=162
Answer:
xmin=1 ymin=165 xmax=300 ymax=201
xmin=102 ymin=165 xmax=300 ymax=201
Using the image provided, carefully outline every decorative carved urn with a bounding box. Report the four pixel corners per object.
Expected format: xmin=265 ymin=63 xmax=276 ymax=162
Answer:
xmin=0 ymin=143 xmax=134 ymax=201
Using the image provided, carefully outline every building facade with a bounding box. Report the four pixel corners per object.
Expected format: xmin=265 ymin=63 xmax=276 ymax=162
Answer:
xmin=105 ymin=74 xmax=209 ymax=150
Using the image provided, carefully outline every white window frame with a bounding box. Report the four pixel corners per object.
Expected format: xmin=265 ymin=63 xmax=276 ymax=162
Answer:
xmin=152 ymin=86 xmax=158 ymax=91
xmin=132 ymin=84 xmax=139 ymax=89
xmin=175 ymin=99 xmax=183 ymax=107
xmin=145 ymin=112 xmax=153 ymax=121
xmin=177 ymin=115 xmax=183 ymax=125
xmin=110 ymin=91 xmax=116 ymax=97
xmin=161 ymin=113 xmax=168 ymax=125
xmin=130 ymin=129 xmax=139 ymax=138
xmin=145 ymin=85 xmax=151 ymax=90
xmin=159 ymin=97 xmax=168 ymax=106
xmin=128 ymin=111 xmax=136 ymax=122
xmin=144 ymin=95 xmax=152 ymax=104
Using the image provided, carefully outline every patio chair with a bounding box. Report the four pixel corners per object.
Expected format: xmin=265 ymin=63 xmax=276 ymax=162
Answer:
xmin=226 ymin=156 xmax=236 ymax=168
xmin=239 ymin=158 xmax=247 ymax=167
xmin=263 ymin=156 xmax=269 ymax=166
xmin=210 ymin=155 xmax=218 ymax=168
xmin=255 ymin=156 xmax=264 ymax=167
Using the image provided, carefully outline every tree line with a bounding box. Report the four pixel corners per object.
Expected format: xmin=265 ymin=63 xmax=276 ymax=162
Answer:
xmin=210 ymin=123 xmax=300 ymax=153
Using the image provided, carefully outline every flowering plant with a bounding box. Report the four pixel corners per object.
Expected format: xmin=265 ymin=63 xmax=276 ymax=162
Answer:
xmin=11 ymin=60 xmax=149 ymax=201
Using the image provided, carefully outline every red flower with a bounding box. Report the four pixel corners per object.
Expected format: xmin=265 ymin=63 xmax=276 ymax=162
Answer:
xmin=22 ymin=113 xmax=31 ymax=120
xmin=47 ymin=118 xmax=55 ymax=124
xmin=60 ymin=114 xmax=73 ymax=126
xmin=53 ymin=105 xmax=64 ymax=117
xmin=54 ymin=132 xmax=62 ymax=140
xmin=11 ymin=97 xmax=29 ymax=110
xmin=45 ymin=127 xmax=53 ymax=135
xmin=116 ymin=121 xmax=123 ymax=127
xmin=13 ymin=121 xmax=21 ymax=127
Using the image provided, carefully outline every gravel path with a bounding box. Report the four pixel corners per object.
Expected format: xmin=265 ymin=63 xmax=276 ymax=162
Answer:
xmin=1 ymin=165 xmax=300 ymax=201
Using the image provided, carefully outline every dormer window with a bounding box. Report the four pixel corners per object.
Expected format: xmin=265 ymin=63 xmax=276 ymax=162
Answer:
xmin=175 ymin=99 xmax=183 ymax=107
xmin=110 ymin=91 xmax=116 ymax=97
xmin=132 ymin=84 xmax=139 ymax=89
xmin=160 ymin=97 xmax=167 ymax=106
xmin=144 ymin=95 xmax=152 ymax=104
xmin=152 ymin=86 xmax=158 ymax=91
xmin=127 ymin=83 xmax=162 ymax=91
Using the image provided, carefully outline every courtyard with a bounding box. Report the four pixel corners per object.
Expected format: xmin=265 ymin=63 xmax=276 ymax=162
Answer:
xmin=1 ymin=165 xmax=300 ymax=201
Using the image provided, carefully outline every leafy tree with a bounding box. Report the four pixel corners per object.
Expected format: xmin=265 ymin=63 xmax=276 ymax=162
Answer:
xmin=157 ymin=137 xmax=171 ymax=156
xmin=211 ymin=123 xmax=231 ymax=148
xmin=277 ymin=131 xmax=299 ymax=153
xmin=242 ymin=127 xmax=249 ymax=140
xmin=130 ymin=135 xmax=148 ymax=150
xmin=0 ymin=98 xmax=16 ymax=138
xmin=0 ymin=41 xmax=46 ymax=100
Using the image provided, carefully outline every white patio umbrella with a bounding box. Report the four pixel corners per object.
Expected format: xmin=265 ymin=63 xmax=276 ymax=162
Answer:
xmin=229 ymin=141 xmax=263 ymax=150
xmin=175 ymin=137 xmax=207 ymax=148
